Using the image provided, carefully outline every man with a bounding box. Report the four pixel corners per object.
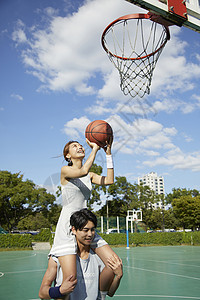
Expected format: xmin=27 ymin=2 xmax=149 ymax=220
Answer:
xmin=39 ymin=209 xmax=123 ymax=299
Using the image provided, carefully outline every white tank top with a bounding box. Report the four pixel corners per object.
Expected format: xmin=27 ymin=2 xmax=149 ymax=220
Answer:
xmin=61 ymin=174 xmax=92 ymax=210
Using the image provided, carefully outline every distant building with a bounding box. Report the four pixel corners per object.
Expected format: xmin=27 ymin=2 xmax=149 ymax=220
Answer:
xmin=138 ymin=172 xmax=165 ymax=209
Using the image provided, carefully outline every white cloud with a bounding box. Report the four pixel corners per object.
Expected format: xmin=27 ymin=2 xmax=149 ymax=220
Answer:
xmin=193 ymin=94 xmax=200 ymax=101
xmin=63 ymin=116 xmax=90 ymax=138
xmin=196 ymin=53 xmax=200 ymax=62
xmin=64 ymin=114 xmax=176 ymax=153
xmin=10 ymin=0 xmax=200 ymax=176
xmin=44 ymin=7 xmax=59 ymax=17
xmin=152 ymin=98 xmax=182 ymax=114
xmin=163 ymin=127 xmax=177 ymax=136
xmin=11 ymin=0 xmax=200 ymax=108
xmin=86 ymin=101 xmax=113 ymax=115
xmin=143 ymin=150 xmax=160 ymax=156
xmin=182 ymin=133 xmax=193 ymax=143
xmin=181 ymin=103 xmax=195 ymax=114
xmin=97 ymin=70 xmax=122 ymax=100
xmin=143 ymin=147 xmax=200 ymax=172
xmin=11 ymin=0 xmax=144 ymax=95
xmin=61 ymin=113 xmax=200 ymax=172
xmin=10 ymin=93 xmax=23 ymax=101
xmin=12 ymin=20 xmax=27 ymax=44
xmin=139 ymin=133 xmax=175 ymax=150
xmin=150 ymin=27 xmax=200 ymax=97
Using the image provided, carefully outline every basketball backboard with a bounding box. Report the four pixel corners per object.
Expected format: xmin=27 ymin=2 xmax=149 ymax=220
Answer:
xmin=126 ymin=0 xmax=200 ymax=33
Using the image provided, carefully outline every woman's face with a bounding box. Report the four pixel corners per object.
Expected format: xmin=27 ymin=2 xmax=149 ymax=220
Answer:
xmin=67 ymin=142 xmax=85 ymax=160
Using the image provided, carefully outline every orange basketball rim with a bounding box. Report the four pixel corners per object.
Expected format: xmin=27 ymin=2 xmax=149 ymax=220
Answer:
xmin=101 ymin=13 xmax=171 ymax=98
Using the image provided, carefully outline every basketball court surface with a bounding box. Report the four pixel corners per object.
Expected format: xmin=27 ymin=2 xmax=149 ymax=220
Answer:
xmin=0 ymin=246 xmax=200 ymax=300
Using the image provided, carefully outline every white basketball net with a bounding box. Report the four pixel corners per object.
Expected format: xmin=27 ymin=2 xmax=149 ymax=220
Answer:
xmin=102 ymin=14 xmax=170 ymax=98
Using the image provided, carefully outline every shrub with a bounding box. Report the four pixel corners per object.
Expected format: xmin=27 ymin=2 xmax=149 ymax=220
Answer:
xmin=0 ymin=234 xmax=32 ymax=249
xmin=100 ymin=233 xmax=127 ymax=245
xmin=33 ymin=228 xmax=52 ymax=242
xmin=182 ymin=231 xmax=200 ymax=245
xmin=1 ymin=230 xmax=200 ymax=249
xmin=99 ymin=231 xmax=200 ymax=246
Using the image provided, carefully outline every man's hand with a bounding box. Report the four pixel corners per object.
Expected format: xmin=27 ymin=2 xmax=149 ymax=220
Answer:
xmin=107 ymin=255 xmax=123 ymax=279
xmin=107 ymin=255 xmax=123 ymax=297
xmin=59 ymin=275 xmax=77 ymax=295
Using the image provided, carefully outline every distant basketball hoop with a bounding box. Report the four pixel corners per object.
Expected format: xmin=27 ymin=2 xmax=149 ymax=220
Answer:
xmin=101 ymin=13 xmax=170 ymax=98
xmin=126 ymin=209 xmax=142 ymax=249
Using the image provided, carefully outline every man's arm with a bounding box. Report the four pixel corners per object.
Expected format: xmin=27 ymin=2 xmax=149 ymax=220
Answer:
xmin=39 ymin=257 xmax=77 ymax=299
xmin=39 ymin=257 xmax=57 ymax=299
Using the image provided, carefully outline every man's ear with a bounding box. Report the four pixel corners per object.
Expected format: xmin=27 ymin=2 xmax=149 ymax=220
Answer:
xmin=71 ymin=226 xmax=76 ymax=235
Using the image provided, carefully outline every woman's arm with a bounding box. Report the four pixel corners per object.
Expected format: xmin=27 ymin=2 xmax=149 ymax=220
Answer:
xmin=90 ymin=137 xmax=114 ymax=185
xmin=61 ymin=140 xmax=99 ymax=179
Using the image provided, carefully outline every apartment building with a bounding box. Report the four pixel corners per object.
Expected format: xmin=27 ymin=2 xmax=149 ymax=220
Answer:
xmin=138 ymin=172 xmax=165 ymax=209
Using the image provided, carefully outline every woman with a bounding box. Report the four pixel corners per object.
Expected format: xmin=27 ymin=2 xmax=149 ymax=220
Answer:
xmin=49 ymin=137 xmax=118 ymax=298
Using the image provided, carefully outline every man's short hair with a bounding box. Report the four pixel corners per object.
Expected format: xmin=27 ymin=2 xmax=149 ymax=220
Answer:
xmin=70 ymin=209 xmax=97 ymax=230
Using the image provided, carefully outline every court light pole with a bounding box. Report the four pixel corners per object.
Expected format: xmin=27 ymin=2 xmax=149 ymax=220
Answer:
xmin=161 ymin=195 xmax=165 ymax=232
xmin=106 ymin=198 xmax=112 ymax=231
xmin=106 ymin=199 xmax=109 ymax=231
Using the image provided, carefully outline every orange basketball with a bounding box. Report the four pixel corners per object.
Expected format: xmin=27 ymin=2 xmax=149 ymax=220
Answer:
xmin=85 ymin=120 xmax=113 ymax=148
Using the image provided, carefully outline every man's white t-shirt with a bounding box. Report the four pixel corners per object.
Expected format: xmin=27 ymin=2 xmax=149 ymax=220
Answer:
xmin=55 ymin=250 xmax=105 ymax=300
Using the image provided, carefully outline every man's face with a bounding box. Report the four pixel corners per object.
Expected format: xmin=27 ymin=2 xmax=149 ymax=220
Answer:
xmin=72 ymin=221 xmax=96 ymax=246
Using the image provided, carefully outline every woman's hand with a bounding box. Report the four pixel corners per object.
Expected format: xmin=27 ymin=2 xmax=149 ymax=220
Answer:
xmin=86 ymin=138 xmax=100 ymax=151
xmin=103 ymin=135 xmax=113 ymax=155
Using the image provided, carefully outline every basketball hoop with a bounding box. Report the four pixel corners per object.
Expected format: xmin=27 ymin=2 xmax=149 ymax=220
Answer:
xmin=101 ymin=13 xmax=170 ymax=98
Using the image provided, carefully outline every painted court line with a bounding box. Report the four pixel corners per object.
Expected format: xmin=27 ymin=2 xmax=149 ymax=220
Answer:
xmin=2 ymin=269 xmax=46 ymax=275
xmin=124 ymin=257 xmax=200 ymax=268
xmin=0 ymin=253 xmax=37 ymax=261
xmin=115 ymin=296 xmax=200 ymax=299
xmin=124 ymin=265 xmax=200 ymax=280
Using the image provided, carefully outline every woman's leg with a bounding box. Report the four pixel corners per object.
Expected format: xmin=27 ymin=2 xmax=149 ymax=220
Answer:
xmin=58 ymin=254 xmax=77 ymax=300
xmin=95 ymin=244 xmax=120 ymax=297
xmin=95 ymin=244 xmax=120 ymax=266
xmin=99 ymin=266 xmax=114 ymax=290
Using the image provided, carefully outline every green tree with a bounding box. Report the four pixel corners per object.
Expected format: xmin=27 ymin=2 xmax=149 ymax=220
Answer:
xmin=137 ymin=183 xmax=157 ymax=210
xmin=17 ymin=213 xmax=50 ymax=230
xmin=48 ymin=203 xmax=62 ymax=226
xmin=97 ymin=177 xmax=159 ymax=218
xmin=0 ymin=170 xmax=57 ymax=231
xmin=164 ymin=208 xmax=180 ymax=229
xmin=172 ymin=195 xmax=200 ymax=229
xmin=166 ymin=188 xmax=200 ymax=205
xmin=98 ymin=177 xmax=140 ymax=217
xmin=89 ymin=164 xmax=107 ymax=210
xmin=148 ymin=208 xmax=163 ymax=230
xmin=143 ymin=208 xmax=179 ymax=231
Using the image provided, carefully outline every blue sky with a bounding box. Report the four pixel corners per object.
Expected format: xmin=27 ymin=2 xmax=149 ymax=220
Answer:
xmin=1 ymin=0 xmax=200 ymax=207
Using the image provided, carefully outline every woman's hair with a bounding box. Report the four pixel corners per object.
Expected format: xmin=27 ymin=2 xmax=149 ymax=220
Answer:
xmin=63 ymin=140 xmax=78 ymax=166
xmin=70 ymin=209 xmax=97 ymax=230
